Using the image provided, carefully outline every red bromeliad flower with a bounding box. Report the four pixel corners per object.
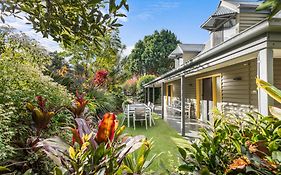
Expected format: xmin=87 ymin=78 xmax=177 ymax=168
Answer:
xmin=93 ymin=69 xmax=108 ymax=86
xmin=95 ymin=113 xmax=118 ymax=144
xmin=68 ymin=91 xmax=89 ymax=118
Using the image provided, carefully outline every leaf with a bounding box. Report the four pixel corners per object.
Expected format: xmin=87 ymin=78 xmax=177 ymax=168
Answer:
xmin=232 ymin=139 xmax=242 ymax=154
xmin=256 ymin=0 xmax=275 ymax=11
xmin=23 ymin=169 xmax=33 ymax=175
xmin=178 ymin=164 xmax=194 ymax=172
xmin=269 ymin=106 xmax=281 ymax=120
xmin=0 ymin=166 xmax=10 ymax=172
xmin=69 ymin=146 xmax=76 ymax=159
xmin=178 ymin=147 xmax=187 ymax=159
xmin=256 ymin=78 xmax=281 ymax=103
xmin=272 ymin=151 xmax=281 ymax=162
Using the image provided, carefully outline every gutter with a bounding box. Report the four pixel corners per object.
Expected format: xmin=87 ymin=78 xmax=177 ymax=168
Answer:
xmin=144 ymin=18 xmax=277 ymax=88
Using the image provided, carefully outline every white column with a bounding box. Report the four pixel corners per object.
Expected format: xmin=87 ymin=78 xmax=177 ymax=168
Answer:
xmin=181 ymin=75 xmax=186 ymax=136
xmin=161 ymin=82 xmax=165 ymax=119
xmin=257 ymin=48 xmax=274 ymax=115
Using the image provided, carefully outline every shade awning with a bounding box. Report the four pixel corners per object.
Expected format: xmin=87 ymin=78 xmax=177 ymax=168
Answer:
xmin=201 ymin=6 xmax=237 ymax=31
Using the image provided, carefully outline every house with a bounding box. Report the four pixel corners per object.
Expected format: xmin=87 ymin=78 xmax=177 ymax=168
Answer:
xmin=144 ymin=0 xmax=281 ymax=136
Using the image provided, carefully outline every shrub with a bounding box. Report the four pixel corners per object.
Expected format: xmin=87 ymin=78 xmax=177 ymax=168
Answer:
xmin=176 ymin=79 xmax=281 ymax=175
xmin=136 ymin=75 xmax=156 ymax=102
xmin=122 ymin=76 xmax=138 ymax=96
xmin=0 ymin=28 xmax=73 ymax=173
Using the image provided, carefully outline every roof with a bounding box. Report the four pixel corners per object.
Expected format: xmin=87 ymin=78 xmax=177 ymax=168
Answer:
xmin=212 ymin=6 xmax=236 ymax=17
xmin=144 ymin=18 xmax=281 ymax=87
xmin=201 ymin=0 xmax=265 ymax=31
xmin=201 ymin=6 xmax=237 ymax=31
xmin=168 ymin=44 xmax=205 ymax=59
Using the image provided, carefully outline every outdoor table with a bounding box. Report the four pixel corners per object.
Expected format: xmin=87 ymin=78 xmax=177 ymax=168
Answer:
xmin=126 ymin=103 xmax=152 ymax=127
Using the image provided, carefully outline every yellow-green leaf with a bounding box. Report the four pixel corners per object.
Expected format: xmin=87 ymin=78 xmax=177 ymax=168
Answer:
xmin=69 ymin=146 xmax=76 ymax=159
xmin=256 ymin=78 xmax=281 ymax=103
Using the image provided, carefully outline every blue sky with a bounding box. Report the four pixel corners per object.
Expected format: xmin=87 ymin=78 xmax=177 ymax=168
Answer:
xmin=1 ymin=0 xmax=220 ymax=55
xmin=120 ymin=0 xmax=219 ymax=55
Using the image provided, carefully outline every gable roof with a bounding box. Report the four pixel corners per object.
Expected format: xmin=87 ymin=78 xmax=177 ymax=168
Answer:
xmin=201 ymin=0 xmax=265 ymax=31
xmin=168 ymin=44 xmax=205 ymax=59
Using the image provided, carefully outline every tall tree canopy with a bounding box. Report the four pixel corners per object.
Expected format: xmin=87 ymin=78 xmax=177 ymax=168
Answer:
xmin=126 ymin=29 xmax=180 ymax=75
xmin=0 ymin=0 xmax=128 ymax=49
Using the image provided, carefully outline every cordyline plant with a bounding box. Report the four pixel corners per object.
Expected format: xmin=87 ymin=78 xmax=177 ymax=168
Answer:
xmin=176 ymin=78 xmax=281 ymax=175
xmin=36 ymin=113 xmax=145 ymax=175
xmin=26 ymin=96 xmax=58 ymax=137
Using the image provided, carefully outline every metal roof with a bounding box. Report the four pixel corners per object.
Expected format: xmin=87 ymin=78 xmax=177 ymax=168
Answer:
xmin=168 ymin=44 xmax=205 ymax=59
xmin=201 ymin=6 xmax=237 ymax=31
xmin=212 ymin=6 xmax=236 ymax=17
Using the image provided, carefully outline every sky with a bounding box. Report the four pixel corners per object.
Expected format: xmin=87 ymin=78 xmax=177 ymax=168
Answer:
xmin=120 ymin=0 xmax=219 ymax=56
xmin=1 ymin=0 xmax=219 ymax=56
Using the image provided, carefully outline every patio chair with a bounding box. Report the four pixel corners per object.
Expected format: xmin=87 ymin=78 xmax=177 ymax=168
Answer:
xmin=133 ymin=107 xmax=148 ymax=130
xmin=147 ymin=102 xmax=155 ymax=125
xmin=185 ymin=102 xmax=191 ymax=118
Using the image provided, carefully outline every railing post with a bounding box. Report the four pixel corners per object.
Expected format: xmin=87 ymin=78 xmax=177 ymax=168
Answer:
xmin=181 ymin=75 xmax=186 ymax=136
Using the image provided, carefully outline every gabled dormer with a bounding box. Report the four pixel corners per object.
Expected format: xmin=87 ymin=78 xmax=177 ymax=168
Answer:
xmin=201 ymin=0 xmax=269 ymax=49
xmin=169 ymin=44 xmax=205 ymax=68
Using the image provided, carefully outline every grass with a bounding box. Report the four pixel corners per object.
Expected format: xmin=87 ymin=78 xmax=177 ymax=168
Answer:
xmin=117 ymin=113 xmax=184 ymax=174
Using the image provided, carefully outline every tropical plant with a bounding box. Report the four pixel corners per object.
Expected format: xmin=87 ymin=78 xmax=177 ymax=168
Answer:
xmin=118 ymin=139 xmax=161 ymax=175
xmin=257 ymin=0 xmax=281 ymax=18
xmin=136 ymin=75 xmax=157 ymax=103
xmin=36 ymin=113 xmax=145 ymax=174
xmin=176 ymin=79 xmax=281 ymax=175
xmin=93 ymin=69 xmax=109 ymax=87
xmin=0 ymin=27 xmax=72 ymax=174
xmin=0 ymin=0 xmax=129 ymax=48
xmin=87 ymin=88 xmax=118 ymax=118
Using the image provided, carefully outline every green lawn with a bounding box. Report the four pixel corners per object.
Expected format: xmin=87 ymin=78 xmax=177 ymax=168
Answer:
xmin=117 ymin=113 xmax=184 ymax=174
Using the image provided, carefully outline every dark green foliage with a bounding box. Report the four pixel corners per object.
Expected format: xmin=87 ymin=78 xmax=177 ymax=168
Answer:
xmin=176 ymin=111 xmax=281 ymax=175
xmin=136 ymin=75 xmax=156 ymax=103
xmin=0 ymin=27 xmax=72 ymax=174
xmin=126 ymin=29 xmax=180 ymax=75
xmin=0 ymin=0 xmax=129 ymax=49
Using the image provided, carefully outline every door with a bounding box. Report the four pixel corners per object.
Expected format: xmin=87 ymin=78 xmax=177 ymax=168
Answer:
xmin=196 ymin=74 xmax=221 ymax=122
xmin=202 ymin=78 xmax=213 ymax=121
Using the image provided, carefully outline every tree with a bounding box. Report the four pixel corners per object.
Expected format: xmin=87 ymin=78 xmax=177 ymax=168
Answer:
xmin=257 ymin=0 xmax=281 ymax=17
xmin=0 ymin=0 xmax=129 ymax=49
xmin=126 ymin=29 xmax=180 ymax=75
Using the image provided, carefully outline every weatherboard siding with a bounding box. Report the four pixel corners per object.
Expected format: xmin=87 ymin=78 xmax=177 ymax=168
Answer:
xmin=182 ymin=60 xmax=258 ymax=117
xmin=238 ymin=13 xmax=268 ymax=32
xmin=163 ymin=58 xmax=281 ymax=117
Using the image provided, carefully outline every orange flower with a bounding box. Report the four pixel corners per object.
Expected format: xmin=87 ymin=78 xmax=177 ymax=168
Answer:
xmin=95 ymin=113 xmax=118 ymax=144
xmin=226 ymin=157 xmax=250 ymax=173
